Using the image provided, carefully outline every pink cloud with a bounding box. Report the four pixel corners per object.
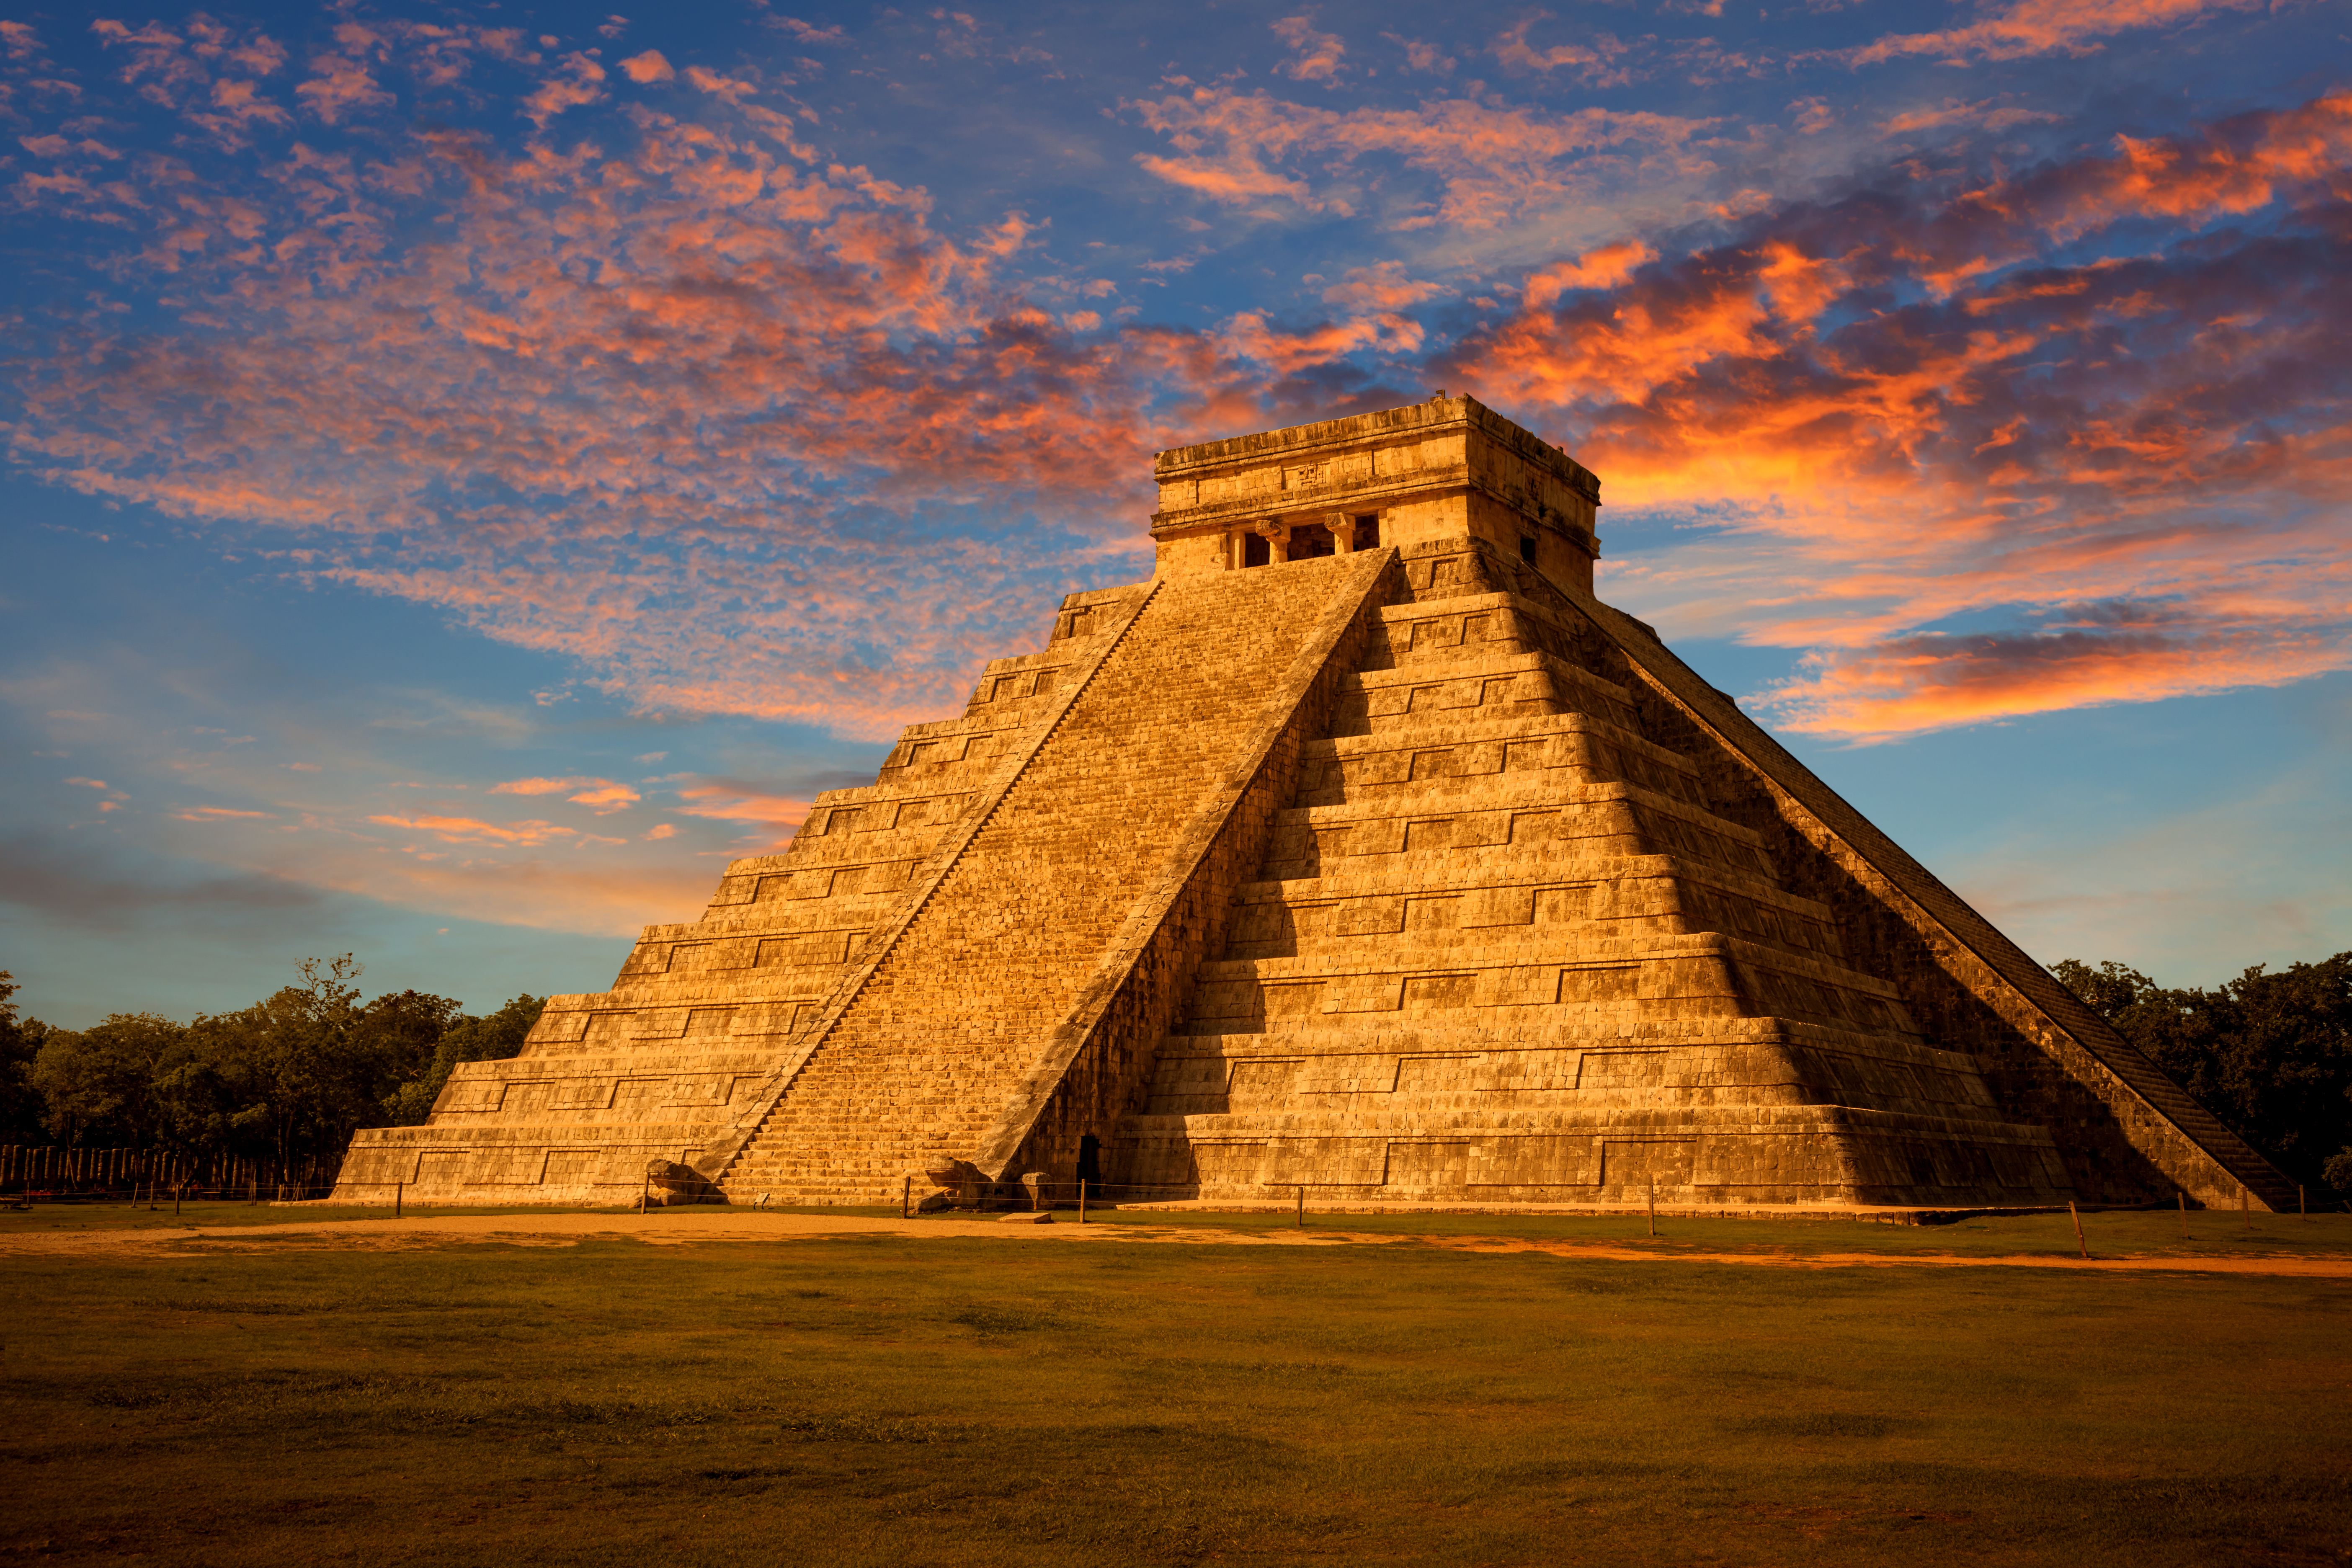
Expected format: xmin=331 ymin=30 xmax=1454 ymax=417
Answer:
xmin=6 ymin=94 xmax=1296 ymax=738
xmin=294 ymin=61 xmax=393 ymax=124
xmin=1490 ymin=19 xmax=1636 ymax=88
xmin=684 ymin=64 xmax=757 ymax=102
xmin=1841 ymin=0 xmax=2266 ymax=67
xmin=1271 ymin=17 xmax=1346 ymax=84
xmin=489 ymin=776 xmax=593 ymax=796
xmin=567 ymin=783 xmax=642 ymax=812
xmin=1882 ymin=98 xmax=2066 ymax=136
xmin=673 ymin=782 xmax=812 ymax=832
xmin=1320 ymin=261 xmax=1444 ymax=312
xmin=368 ymin=813 xmax=577 ymax=846
xmin=618 ymin=49 xmax=674 ymax=83
xmin=1127 ymin=86 xmax=1715 ymax=230
xmin=488 ymin=776 xmax=642 ymax=812
xmin=521 ymin=52 xmax=606 ymax=129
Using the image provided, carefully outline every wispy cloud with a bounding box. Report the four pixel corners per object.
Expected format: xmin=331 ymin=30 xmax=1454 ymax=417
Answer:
xmin=1128 ymin=84 xmax=1717 ymax=231
xmin=7 ymin=55 xmax=1269 ymax=740
xmin=1838 ymin=0 xmax=2268 ymax=67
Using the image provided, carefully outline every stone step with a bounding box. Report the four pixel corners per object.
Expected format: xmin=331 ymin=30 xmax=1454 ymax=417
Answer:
xmin=717 ymin=558 xmax=1372 ymax=1194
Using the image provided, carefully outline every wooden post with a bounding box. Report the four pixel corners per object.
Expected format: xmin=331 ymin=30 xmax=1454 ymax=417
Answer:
xmin=173 ymin=1184 xmax=181 ymax=1218
xmin=1079 ymin=1179 xmax=1088 ymax=1225
xmin=2069 ymin=1200 xmax=2088 ymax=1259
xmin=1647 ymin=1176 xmax=1657 ymax=1239
xmin=640 ymin=1174 xmax=649 ymax=1215
xmin=2178 ymin=1190 xmax=2188 ymax=1240
xmin=1296 ymin=1185 xmax=1304 ymax=1228
xmin=2300 ymin=1185 xmax=2308 ymax=1220
xmin=394 ymin=1181 xmax=403 ymax=1219
xmin=902 ymin=1175 xmax=910 ymax=1219
xmin=2242 ymin=1186 xmax=2251 ymax=1228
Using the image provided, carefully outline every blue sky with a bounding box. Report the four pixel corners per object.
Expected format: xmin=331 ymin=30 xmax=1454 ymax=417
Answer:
xmin=3 ymin=0 xmax=2347 ymax=1026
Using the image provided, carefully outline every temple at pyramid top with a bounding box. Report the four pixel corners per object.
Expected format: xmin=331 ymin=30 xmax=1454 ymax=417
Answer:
xmin=1148 ymin=394 xmax=1602 ymax=589
xmin=335 ymin=395 xmax=2294 ymax=1217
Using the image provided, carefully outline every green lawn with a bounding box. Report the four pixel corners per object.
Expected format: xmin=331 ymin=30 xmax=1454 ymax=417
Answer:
xmin=3 ymin=1220 xmax=2347 ymax=1565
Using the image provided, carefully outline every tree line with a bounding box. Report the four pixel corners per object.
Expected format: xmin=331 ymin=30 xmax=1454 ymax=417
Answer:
xmin=2053 ymin=952 xmax=2352 ymax=1198
xmin=0 ymin=949 xmax=2343 ymax=1198
xmin=0 ymin=958 xmax=542 ymax=1184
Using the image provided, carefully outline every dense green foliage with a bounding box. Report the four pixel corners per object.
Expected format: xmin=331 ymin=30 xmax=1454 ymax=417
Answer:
xmin=0 ymin=970 xmax=53 ymax=1145
xmin=2 ymin=958 xmax=541 ymax=1177
xmin=2055 ymin=952 xmax=2352 ymax=1194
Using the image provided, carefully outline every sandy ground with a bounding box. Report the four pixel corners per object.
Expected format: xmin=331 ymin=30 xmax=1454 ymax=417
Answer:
xmin=3 ymin=1209 xmax=2349 ymax=1275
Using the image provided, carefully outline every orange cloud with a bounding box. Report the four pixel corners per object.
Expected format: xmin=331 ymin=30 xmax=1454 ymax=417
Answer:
xmin=673 ymin=782 xmax=812 ymax=833
xmin=1271 ymin=17 xmax=1346 ymax=84
xmin=684 ymin=64 xmax=757 ymax=102
xmin=567 ymin=783 xmax=642 ymax=812
xmin=1844 ymin=0 xmax=2265 ymax=67
xmin=490 ymin=776 xmax=592 ymax=796
xmin=295 ymin=53 xmax=394 ymax=125
xmin=1443 ymin=90 xmax=2352 ymax=740
xmin=14 ymin=44 xmax=2346 ymax=759
xmin=1320 ymin=261 xmax=1444 ymax=311
xmin=1491 ymin=18 xmax=1635 ymax=88
xmin=9 ymin=85 xmax=1285 ymax=738
xmin=1882 ymin=98 xmax=2065 ymax=136
xmin=368 ymin=813 xmax=577 ymax=846
xmin=618 ymin=49 xmax=674 ymax=83
xmin=490 ymin=776 xmax=643 ymax=812
xmin=1127 ymin=86 xmax=1715 ymax=230
xmin=521 ymin=51 xmax=606 ymax=128
xmin=1522 ymin=241 xmax=1655 ymax=309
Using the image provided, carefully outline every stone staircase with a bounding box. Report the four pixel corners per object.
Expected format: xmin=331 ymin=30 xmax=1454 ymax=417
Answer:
xmin=715 ymin=555 xmax=1373 ymax=1204
xmin=1117 ymin=539 xmax=2073 ymax=1206
xmin=332 ymin=586 xmax=1147 ymax=1204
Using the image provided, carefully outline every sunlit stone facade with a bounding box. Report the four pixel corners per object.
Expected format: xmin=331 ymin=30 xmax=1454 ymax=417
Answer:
xmin=335 ymin=396 xmax=2290 ymax=1214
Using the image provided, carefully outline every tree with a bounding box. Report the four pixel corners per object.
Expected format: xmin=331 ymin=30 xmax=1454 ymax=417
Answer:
xmin=173 ymin=957 xmax=462 ymax=1177
xmin=384 ymin=994 xmax=545 ymax=1125
xmin=2055 ymin=952 xmax=2352 ymax=1196
xmin=28 ymin=1012 xmax=188 ymax=1148
xmin=0 ymin=971 xmax=55 ymax=1145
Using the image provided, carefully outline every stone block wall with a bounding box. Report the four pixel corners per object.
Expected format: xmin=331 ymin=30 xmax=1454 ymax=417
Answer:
xmin=336 ymin=397 xmax=2286 ymax=1213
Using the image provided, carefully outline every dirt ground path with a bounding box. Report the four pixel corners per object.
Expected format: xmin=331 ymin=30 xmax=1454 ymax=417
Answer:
xmin=5 ymin=1209 xmax=2350 ymax=1276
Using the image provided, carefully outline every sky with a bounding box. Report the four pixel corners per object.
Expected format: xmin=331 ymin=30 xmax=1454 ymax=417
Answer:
xmin=2 ymin=0 xmax=2347 ymax=1029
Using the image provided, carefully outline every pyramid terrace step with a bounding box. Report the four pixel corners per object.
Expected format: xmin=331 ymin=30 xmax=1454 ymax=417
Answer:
xmin=358 ymin=414 xmax=2288 ymax=1218
xmin=712 ymin=554 xmax=1384 ymax=1191
xmin=1313 ymin=704 xmax=1679 ymax=759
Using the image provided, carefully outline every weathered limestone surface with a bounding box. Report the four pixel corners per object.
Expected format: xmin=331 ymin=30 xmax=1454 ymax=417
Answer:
xmin=335 ymin=394 xmax=2294 ymax=1211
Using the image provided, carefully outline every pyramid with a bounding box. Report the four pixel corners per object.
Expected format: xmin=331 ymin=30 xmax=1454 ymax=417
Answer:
xmin=335 ymin=396 xmax=2293 ymax=1212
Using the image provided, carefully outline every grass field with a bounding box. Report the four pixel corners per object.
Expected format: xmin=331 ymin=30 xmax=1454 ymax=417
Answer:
xmin=3 ymin=1208 xmax=2349 ymax=1566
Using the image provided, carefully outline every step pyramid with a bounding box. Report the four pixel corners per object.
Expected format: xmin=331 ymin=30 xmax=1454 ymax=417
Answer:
xmin=335 ymin=395 xmax=2293 ymax=1212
